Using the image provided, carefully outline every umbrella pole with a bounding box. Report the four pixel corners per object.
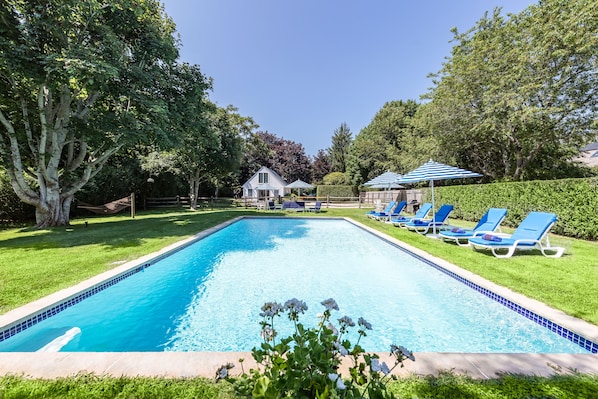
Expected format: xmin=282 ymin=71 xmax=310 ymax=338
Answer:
xmin=431 ymin=180 xmax=437 ymax=236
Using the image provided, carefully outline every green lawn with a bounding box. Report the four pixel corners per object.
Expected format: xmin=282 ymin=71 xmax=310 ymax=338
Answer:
xmin=1 ymin=373 xmax=598 ymax=399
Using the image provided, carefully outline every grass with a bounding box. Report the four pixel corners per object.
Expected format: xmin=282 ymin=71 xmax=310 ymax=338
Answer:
xmin=1 ymin=373 xmax=597 ymax=399
xmin=1 ymin=206 xmax=598 ymax=398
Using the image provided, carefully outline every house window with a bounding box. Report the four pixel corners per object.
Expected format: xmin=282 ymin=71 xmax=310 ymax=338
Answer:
xmin=258 ymin=173 xmax=268 ymax=183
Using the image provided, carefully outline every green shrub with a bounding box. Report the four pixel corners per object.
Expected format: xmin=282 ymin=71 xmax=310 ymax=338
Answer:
xmin=427 ymin=177 xmax=598 ymax=240
xmin=317 ymin=185 xmax=358 ymax=199
xmin=323 ymin=172 xmax=349 ymax=185
xmin=220 ymin=298 xmax=414 ymax=399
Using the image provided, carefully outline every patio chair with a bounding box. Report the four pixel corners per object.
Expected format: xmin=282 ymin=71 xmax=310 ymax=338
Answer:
xmin=389 ymin=203 xmax=432 ymax=227
xmin=366 ymin=201 xmax=396 ymax=219
xmin=308 ymin=201 xmax=322 ymax=212
xmin=374 ymin=201 xmax=407 ymax=221
xmin=439 ymin=208 xmax=507 ymax=246
xmin=404 ymin=204 xmax=454 ymax=234
xmin=468 ymin=211 xmax=565 ymax=258
xmin=283 ymin=201 xmax=305 ymax=212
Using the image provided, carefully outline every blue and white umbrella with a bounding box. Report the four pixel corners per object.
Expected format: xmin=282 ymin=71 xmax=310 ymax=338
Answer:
xmin=364 ymin=171 xmax=404 ymax=201
xmin=398 ymin=160 xmax=482 ymax=236
xmin=285 ymin=179 xmax=314 ymax=196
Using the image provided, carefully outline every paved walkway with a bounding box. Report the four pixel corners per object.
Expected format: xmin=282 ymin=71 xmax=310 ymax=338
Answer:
xmin=0 ymin=352 xmax=597 ymax=379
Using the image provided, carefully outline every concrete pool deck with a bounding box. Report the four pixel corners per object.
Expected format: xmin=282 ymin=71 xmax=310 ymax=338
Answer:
xmin=1 ymin=352 xmax=597 ymax=379
xmin=1 ymin=216 xmax=597 ymax=379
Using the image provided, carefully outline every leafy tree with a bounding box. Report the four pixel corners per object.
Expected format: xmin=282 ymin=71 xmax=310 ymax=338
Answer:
xmin=423 ymin=0 xmax=598 ymax=181
xmin=0 ymin=0 xmax=191 ymax=226
xmin=322 ymin=172 xmax=348 ymax=185
xmin=311 ymin=149 xmax=332 ymax=184
xmin=142 ymin=103 xmax=248 ymax=209
xmin=239 ymin=132 xmax=272 ymax=184
xmin=180 ymin=104 xmax=246 ymax=207
xmin=329 ymin=122 xmax=352 ymax=172
xmin=253 ymin=131 xmax=312 ymax=183
xmin=346 ymin=100 xmax=419 ymax=185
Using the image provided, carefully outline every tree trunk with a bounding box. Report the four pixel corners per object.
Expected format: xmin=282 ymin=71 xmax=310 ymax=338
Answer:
xmin=34 ymin=190 xmax=74 ymax=228
xmin=189 ymin=170 xmax=200 ymax=210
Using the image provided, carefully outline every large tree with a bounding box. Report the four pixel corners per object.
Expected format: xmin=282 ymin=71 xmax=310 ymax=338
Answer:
xmin=329 ymin=122 xmax=352 ymax=173
xmin=346 ymin=100 xmax=419 ymax=185
xmin=311 ymin=149 xmax=332 ymax=184
xmin=424 ymin=0 xmax=598 ymax=180
xmin=176 ymin=104 xmax=248 ymax=208
xmin=249 ymin=131 xmax=312 ymax=183
xmin=0 ymin=0 xmax=186 ymax=227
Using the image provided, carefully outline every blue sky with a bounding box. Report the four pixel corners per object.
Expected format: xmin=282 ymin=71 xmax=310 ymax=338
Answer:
xmin=161 ymin=1 xmax=536 ymax=156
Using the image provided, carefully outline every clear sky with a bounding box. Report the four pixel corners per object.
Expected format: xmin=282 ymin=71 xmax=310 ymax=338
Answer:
xmin=161 ymin=1 xmax=536 ymax=156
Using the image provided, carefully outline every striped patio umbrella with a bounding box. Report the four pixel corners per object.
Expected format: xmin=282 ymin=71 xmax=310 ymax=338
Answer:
xmin=363 ymin=171 xmax=404 ymax=201
xmin=398 ymin=160 xmax=483 ymax=237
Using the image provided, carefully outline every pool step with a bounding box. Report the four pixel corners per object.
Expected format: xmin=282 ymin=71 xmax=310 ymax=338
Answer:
xmin=37 ymin=327 xmax=81 ymax=352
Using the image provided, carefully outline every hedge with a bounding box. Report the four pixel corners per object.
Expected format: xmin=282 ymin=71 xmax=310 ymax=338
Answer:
xmin=427 ymin=177 xmax=598 ymax=240
xmin=316 ymin=185 xmax=358 ymax=199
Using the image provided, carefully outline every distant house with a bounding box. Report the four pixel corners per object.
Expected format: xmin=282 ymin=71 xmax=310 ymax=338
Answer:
xmin=576 ymin=142 xmax=598 ymax=168
xmin=242 ymin=166 xmax=288 ymax=199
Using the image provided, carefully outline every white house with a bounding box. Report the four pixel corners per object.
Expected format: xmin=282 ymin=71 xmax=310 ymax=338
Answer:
xmin=242 ymin=166 xmax=288 ymax=200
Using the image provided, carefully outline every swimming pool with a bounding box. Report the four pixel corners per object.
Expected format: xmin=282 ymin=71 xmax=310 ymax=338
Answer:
xmin=0 ymin=217 xmax=596 ymax=353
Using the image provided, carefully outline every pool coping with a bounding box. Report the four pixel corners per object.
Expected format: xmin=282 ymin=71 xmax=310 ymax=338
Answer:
xmin=1 ymin=216 xmax=597 ymax=379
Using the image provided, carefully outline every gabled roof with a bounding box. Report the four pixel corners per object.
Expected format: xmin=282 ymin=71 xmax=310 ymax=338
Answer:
xmin=580 ymin=142 xmax=598 ymax=152
xmin=242 ymin=166 xmax=287 ymax=188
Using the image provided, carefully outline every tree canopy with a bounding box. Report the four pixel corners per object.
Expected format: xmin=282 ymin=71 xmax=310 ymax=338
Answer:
xmin=329 ymin=123 xmax=352 ymax=173
xmin=423 ymin=0 xmax=598 ymax=180
xmin=0 ymin=0 xmax=211 ymax=226
xmin=244 ymin=131 xmax=312 ymax=184
xmin=347 ymin=100 xmax=419 ymax=185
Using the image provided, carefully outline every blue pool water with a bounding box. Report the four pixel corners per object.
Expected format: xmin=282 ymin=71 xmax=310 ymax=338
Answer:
xmin=0 ymin=218 xmax=592 ymax=353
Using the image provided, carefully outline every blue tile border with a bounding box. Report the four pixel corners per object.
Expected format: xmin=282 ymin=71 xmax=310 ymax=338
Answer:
xmin=0 ymin=263 xmax=152 ymax=344
xmin=361 ymin=227 xmax=598 ymax=354
xmin=0 ymin=220 xmax=237 ymax=346
xmin=2 ymin=217 xmax=597 ymax=354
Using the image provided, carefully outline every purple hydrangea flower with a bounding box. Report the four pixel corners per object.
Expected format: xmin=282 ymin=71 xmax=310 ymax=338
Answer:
xmin=321 ymin=298 xmax=339 ymax=311
xmin=284 ymin=298 xmax=308 ymax=313
xmin=338 ymin=316 xmax=355 ymax=327
xmin=358 ymin=317 xmax=372 ymax=330
xmin=333 ymin=341 xmax=348 ymax=356
xmin=260 ymin=301 xmax=284 ymax=317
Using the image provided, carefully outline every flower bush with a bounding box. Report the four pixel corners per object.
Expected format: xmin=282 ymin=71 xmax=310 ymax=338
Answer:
xmin=217 ymin=298 xmax=415 ymax=399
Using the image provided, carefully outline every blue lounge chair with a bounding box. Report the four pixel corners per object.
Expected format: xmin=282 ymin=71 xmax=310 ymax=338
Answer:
xmin=308 ymin=201 xmax=322 ymax=212
xmin=439 ymin=208 xmax=507 ymax=246
xmin=283 ymin=201 xmax=305 ymax=211
xmin=366 ymin=201 xmax=396 ymax=219
xmin=374 ymin=201 xmax=407 ymax=221
xmin=404 ymin=204 xmax=454 ymax=234
xmin=469 ymin=212 xmax=565 ymax=258
xmin=390 ymin=203 xmax=433 ymax=227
